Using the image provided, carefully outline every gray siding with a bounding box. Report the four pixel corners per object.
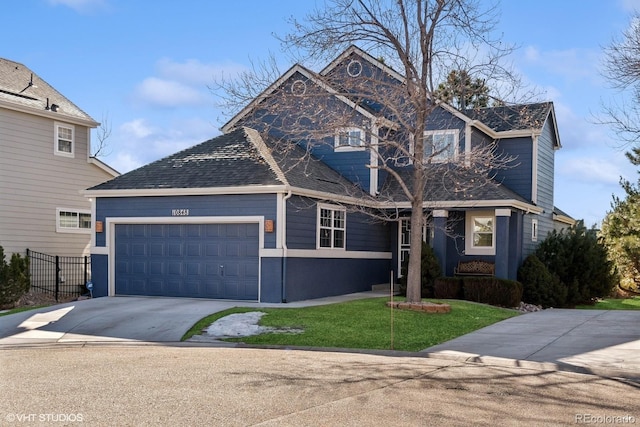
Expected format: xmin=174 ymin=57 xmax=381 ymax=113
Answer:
xmin=0 ymin=108 xmax=114 ymax=257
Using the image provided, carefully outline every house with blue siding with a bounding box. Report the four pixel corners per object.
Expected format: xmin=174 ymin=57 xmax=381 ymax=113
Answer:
xmin=85 ymin=46 xmax=574 ymax=302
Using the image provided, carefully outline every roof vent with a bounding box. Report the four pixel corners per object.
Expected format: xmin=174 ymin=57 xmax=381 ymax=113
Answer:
xmin=51 ymin=104 xmax=59 ymax=112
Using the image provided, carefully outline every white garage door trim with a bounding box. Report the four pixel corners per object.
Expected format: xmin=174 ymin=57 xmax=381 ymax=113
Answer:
xmin=106 ymin=216 xmax=264 ymax=300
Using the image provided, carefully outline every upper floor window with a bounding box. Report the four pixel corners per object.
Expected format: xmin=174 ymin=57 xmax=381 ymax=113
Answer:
xmin=55 ymin=122 xmax=75 ymax=158
xmin=57 ymin=208 xmax=91 ymax=234
xmin=424 ymin=129 xmax=458 ymax=163
xmin=317 ymin=204 xmax=346 ymax=249
xmin=532 ymin=218 xmax=538 ymax=242
xmin=335 ymin=127 xmax=365 ymax=151
xmin=465 ymin=211 xmax=495 ymax=255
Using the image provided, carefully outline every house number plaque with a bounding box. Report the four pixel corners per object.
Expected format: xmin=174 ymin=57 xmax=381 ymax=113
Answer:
xmin=171 ymin=209 xmax=190 ymax=216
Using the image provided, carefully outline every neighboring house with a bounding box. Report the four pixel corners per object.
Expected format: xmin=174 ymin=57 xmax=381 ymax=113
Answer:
xmin=86 ymin=46 xmax=574 ymax=302
xmin=0 ymin=58 xmax=118 ymax=258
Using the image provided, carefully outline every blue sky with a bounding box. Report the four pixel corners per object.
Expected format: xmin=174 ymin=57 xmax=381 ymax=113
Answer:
xmin=3 ymin=0 xmax=640 ymax=227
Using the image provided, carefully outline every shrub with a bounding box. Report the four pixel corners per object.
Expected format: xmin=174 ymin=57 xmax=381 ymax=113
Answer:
xmin=462 ymin=277 xmax=523 ymax=308
xmin=398 ymin=242 xmax=443 ymax=297
xmin=0 ymin=246 xmax=30 ymax=308
xmin=433 ymin=277 xmax=463 ymax=299
xmin=517 ymin=254 xmax=567 ymax=308
xmin=535 ymin=221 xmax=617 ymax=306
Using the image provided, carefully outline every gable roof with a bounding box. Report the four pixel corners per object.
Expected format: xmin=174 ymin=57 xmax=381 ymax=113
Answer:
xmin=464 ymin=102 xmax=561 ymax=147
xmin=0 ymin=58 xmax=98 ymax=126
xmin=87 ymin=127 xmax=369 ymax=200
xmin=320 ymin=45 xmax=406 ymax=83
xmin=221 ymin=63 xmax=379 ymax=133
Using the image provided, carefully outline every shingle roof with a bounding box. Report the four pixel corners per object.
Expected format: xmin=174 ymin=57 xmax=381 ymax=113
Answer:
xmin=379 ymin=165 xmax=531 ymax=205
xmin=0 ymin=58 xmax=96 ymax=123
xmin=88 ymin=127 xmax=368 ymax=198
xmin=464 ymin=102 xmax=552 ymax=132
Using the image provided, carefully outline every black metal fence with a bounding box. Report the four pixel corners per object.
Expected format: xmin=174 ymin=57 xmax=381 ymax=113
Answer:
xmin=26 ymin=249 xmax=90 ymax=301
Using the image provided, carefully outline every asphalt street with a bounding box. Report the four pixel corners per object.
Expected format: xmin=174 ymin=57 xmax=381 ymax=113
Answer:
xmin=1 ymin=345 xmax=638 ymax=426
xmin=0 ymin=295 xmax=639 ymax=425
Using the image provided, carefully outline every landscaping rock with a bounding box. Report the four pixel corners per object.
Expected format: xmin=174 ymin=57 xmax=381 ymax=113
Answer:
xmin=386 ymin=301 xmax=451 ymax=313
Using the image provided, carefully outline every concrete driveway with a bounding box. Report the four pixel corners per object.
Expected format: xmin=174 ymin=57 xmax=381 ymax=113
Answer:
xmin=0 ymin=296 xmax=240 ymax=345
xmin=1 ymin=296 xmax=639 ymax=380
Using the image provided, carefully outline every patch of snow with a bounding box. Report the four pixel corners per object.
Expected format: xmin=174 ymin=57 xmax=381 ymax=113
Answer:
xmin=205 ymin=312 xmax=272 ymax=338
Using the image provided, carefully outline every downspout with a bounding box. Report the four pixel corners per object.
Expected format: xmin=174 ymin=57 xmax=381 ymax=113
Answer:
xmin=281 ymin=190 xmax=293 ymax=303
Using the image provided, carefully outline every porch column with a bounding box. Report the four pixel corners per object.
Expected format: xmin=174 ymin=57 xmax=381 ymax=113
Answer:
xmin=495 ymin=209 xmax=511 ymax=279
xmin=432 ymin=210 xmax=448 ymax=276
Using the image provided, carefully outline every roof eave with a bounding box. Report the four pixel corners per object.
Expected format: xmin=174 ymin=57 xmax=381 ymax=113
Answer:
xmin=0 ymin=99 xmax=99 ymax=127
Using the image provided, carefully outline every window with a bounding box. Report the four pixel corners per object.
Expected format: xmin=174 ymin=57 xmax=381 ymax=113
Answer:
xmin=532 ymin=219 xmax=538 ymax=242
xmin=335 ymin=128 xmax=364 ymax=151
xmin=57 ymin=208 xmax=91 ymax=233
xmin=55 ymin=122 xmax=75 ymax=157
xmin=317 ymin=204 xmax=346 ymax=249
xmin=465 ymin=211 xmax=495 ymax=255
xmin=424 ymin=130 xmax=458 ymax=162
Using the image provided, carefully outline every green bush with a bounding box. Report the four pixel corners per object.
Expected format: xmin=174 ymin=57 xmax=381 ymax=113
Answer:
xmin=462 ymin=277 xmax=523 ymax=308
xmin=517 ymin=255 xmax=567 ymax=308
xmin=433 ymin=277 xmax=463 ymax=299
xmin=398 ymin=242 xmax=442 ymax=297
xmin=535 ymin=221 xmax=617 ymax=306
xmin=0 ymin=246 xmax=30 ymax=308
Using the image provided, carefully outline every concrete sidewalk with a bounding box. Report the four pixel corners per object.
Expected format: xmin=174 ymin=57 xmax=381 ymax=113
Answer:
xmin=423 ymin=309 xmax=640 ymax=380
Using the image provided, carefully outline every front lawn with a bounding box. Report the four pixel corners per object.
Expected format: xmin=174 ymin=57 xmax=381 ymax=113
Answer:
xmin=183 ymin=297 xmax=518 ymax=352
xmin=0 ymin=305 xmax=48 ymax=317
xmin=575 ymin=297 xmax=640 ymax=310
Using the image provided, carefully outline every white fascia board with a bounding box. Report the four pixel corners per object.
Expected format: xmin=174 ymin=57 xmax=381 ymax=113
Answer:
xmin=222 ymin=64 xmax=377 ymax=133
xmin=469 ymin=120 xmax=543 ymax=140
xmin=553 ymin=213 xmax=576 ymax=225
xmin=377 ymin=199 xmax=543 ymax=214
xmin=89 ymin=157 xmax=120 ymax=177
xmin=0 ymin=99 xmax=99 ymax=127
xmin=547 ymin=106 xmax=562 ymax=149
xmin=83 ymin=185 xmax=288 ymax=198
xmin=82 ymin=183 xmax=376 ymax=208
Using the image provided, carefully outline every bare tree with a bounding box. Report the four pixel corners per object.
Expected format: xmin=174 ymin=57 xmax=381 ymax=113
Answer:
xmin=92 ymin=113 xmax=112 ymax=157
xmin=217 ymin=0 xmax=523 ymax=303
xmin=601 ymin=12 xmax=640 ymax=150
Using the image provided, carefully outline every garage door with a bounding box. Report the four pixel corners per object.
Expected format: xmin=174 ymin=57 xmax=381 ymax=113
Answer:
xmin=115 ymin=223 xmax=259 ymax=300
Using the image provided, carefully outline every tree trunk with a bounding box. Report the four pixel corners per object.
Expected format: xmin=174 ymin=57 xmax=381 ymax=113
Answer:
xmin=405 ymin=202 xmax=424 ymax=303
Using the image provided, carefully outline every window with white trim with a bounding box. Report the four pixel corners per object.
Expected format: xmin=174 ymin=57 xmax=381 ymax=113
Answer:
xmin=424 ymin=129 xmax=458 ymax=162
xmin=55 ymin=122 xmax=75 ymax=157
xmin=335 ymin=127 xmax=364 ymax=151
xmin=465 ymin=211 xmax=495 ymax=255
xmin=317 ymin=204 xmax=346 ymax=249
xmin=532 ymin=218 xmax=538 ymax=242
xmin=57 ymin=208 xmax=91 ymax=233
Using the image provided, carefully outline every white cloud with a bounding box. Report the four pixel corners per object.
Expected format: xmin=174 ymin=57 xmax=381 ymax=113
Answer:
xmin=156 ymin=58 xmax=247 ymax=85
xmin=46 ymin=0 xmax=107 ymax=13
xmin=130 ymin=58 xmax=247 ymax=109
xmin=110 ymin=152 xmax=144 ymax=174
xmin=620 ymin=0 xmax=640 ymax=12
xmin=559 ymin=156 xmax=628 ymax=185
xmin=106 ymin=117 xmax=219 ymax=173
xmin=132 ymin=77 xmax=207 ymax=108
xmin=520 ymin=45 xmax=603 ymax=85
xmin=120 ymin=118 xmax=156 ymax=139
